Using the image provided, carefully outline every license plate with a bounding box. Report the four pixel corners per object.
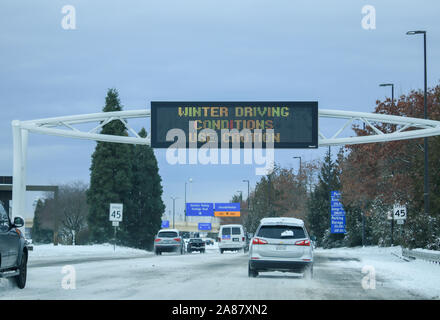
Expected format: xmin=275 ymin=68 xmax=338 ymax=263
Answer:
xmin=276 ymin=245 xmax=286 ymax=250
xmin=233 ymin=238 xmax=239 ymax=242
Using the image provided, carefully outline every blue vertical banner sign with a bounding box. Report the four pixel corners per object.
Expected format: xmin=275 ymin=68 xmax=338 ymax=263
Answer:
xmin=330 ymin=191 xmax=346 ymax=234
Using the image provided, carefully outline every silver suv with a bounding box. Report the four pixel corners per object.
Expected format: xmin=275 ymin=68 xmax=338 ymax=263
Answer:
xmin=248 ymin=217 xmax=313 ymax=278
xmin=154 ymin=229 xmax=185 ymax=255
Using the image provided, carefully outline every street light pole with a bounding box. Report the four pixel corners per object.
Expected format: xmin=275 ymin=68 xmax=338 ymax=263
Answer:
xmin=292 ymin=156 xmax=302 ymax=175
xmin=379 ymin=83 xmax=394 ymax=108
xmin=407 ymin=30 xmax=429 ymax=219
xmin=171 ymin=196 xmax=178 ymax=229
xmin=243 ymin=180 xmax=250 ymax=211
xmin=380 ymin=82 xmax=395 ymax=246
xmin=184 ymin=178 xmax=193 ymax=223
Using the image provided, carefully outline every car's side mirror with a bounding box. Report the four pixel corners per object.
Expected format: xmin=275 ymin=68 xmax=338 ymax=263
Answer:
xmin=310 ymin=235 xmax=317 ymax=242
xmin=13 ymin=216 xmax=24 ymax=228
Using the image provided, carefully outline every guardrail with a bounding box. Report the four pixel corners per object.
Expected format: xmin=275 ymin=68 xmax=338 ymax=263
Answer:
xmin=402 ymin=248 xmax=440 ymax=264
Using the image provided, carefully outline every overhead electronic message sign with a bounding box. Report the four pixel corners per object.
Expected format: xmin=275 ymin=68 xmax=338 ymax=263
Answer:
xmin=151 ymin=102 xmax=318 ymax=149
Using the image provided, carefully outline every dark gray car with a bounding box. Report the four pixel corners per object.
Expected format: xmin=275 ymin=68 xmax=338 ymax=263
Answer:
xmin=0 ymin=203 xmax=28 ymax=288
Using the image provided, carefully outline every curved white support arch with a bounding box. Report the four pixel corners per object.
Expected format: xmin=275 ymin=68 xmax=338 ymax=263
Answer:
xmin=11 ymin=108 xmax=440 ymax=219
xmin=319 ymin=109 xmax=440 ymax=146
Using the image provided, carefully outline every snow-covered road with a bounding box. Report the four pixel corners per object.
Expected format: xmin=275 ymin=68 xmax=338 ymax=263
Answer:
xmin=0 ymin=244 xmax=438 ymax=299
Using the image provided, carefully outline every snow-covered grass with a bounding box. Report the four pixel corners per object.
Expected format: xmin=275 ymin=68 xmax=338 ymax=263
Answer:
xmin=315 ymin=246 xmax=440 ymax=299
xmin=31 ymin=243 xmax=149 ymax=257
xmin=28 ymin=243 xmax=151 ymax=265
xmin=28 ymin=242 xmax=221 ymax=265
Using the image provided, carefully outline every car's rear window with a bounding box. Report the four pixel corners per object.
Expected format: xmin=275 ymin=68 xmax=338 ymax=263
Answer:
xmin=158 ymin=231 xmax=178 ymax=238
xmin=231 ymin=227 xmax=241 ymax=235
xmin=221 ymin=227 xmax=231 ymax=235
xmin=257 ymin=225 xmax=305 ymax=239
xmin=190 ymin=238 xmax=203 ymax=242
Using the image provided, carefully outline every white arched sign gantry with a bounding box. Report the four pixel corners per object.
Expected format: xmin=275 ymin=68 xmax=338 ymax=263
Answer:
xmin=10 ymin=109 xmax=440 ymax=219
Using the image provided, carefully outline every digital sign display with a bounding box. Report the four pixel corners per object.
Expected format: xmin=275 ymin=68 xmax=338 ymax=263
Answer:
xmin=151 ymin=101 xmax=318 ymax=149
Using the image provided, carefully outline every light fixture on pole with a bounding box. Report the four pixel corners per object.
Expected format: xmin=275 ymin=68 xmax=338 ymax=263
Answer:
xmin=379 ymin=83 xmax=394 ymax=107
xmin=292 ymin=156 xmax=302 ymax=175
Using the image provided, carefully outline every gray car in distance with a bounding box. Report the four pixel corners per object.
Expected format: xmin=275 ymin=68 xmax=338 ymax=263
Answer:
xmin=154 ymin=229 xmax=185 ymax=255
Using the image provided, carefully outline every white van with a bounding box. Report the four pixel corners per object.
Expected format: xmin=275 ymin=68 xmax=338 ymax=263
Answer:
xmin=218 ymin=224 xmax=248 ymax=253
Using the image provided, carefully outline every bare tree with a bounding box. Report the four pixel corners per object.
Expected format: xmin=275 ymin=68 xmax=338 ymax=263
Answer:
xmin=38 ymin=181 xmax=89 ymax=245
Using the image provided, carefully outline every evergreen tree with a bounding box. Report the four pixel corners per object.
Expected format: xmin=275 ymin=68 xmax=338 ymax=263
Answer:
xmin=307 ymin=147 xmax=343 ymax=246
xmin=119 ymin=128 xmax=165 ymax=250
xmin=87 ymin=89 xmax=134 ymax=243
xmin=32 ymin=199 xmax=53 ymax=243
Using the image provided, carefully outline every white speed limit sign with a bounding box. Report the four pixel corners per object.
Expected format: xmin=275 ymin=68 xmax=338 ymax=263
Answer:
xmin=393 ymin=204 xmax=407 ymax=220
xmin=109 ymin=203 xmax=123 ymax=222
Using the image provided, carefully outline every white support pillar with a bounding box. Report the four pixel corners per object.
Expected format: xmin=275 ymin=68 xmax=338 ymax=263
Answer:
xmin=11 ymin=120 xmax=23 ymax=219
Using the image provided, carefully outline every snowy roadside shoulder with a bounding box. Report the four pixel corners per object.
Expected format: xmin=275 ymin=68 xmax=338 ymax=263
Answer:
xmin=28 ymin=243 xmax=153 ymax=265
xmin=315 ymin=246 xmax=440 ymax=300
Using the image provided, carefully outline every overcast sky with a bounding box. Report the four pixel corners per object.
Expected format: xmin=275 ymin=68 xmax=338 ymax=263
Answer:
xmin=1 ymin=0 xmax=439 ymax=219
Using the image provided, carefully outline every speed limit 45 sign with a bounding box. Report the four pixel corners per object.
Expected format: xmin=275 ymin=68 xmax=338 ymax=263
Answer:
xmin=393 ymin=204 xmax=407 ymax=220
xmin=109 ymin=203 xmax=123 ymax=222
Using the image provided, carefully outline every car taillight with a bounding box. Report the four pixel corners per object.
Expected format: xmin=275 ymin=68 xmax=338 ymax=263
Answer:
xmin=295 ymin=239 xmax=311 ymax=246
xmin=218 ymin=237 xmax=221 ymax=242
xmin=242 ymin=237 xmax=245 ymax=241
xmin=174 ymin=238 xmax=181 ymax=242
xmin=154 ymin=238 xmax=161 ymax=242
xmin=252 ymin=238 xmax=268 ymax=245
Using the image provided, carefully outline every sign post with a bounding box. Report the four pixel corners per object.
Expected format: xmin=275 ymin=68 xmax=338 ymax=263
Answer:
xmin=393 ymin=204 xmax=407 ymax=221
xmin=198 ymin=223 xmax=212 ymax=231
xmin=387 ymin=210 xmax=394 ymax=246
xmin=109 ymin=203 xmax=123 ymax=251
xmin=388 ymin=204 xmax=407 ymax=245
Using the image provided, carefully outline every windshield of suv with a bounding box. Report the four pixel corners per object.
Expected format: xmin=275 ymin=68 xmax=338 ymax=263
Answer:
xmin=257 ymin=225 xmax=305 ymax=239
xmin=158 ymin=231 xmax=178 ymax=238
